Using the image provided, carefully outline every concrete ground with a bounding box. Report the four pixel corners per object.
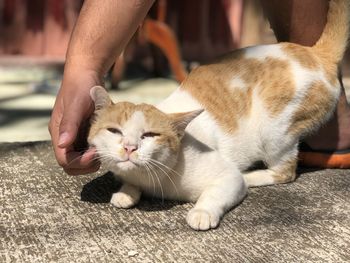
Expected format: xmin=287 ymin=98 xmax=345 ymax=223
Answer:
xmin=1 ymin=66 xmax=350 ymax=262
xmin=1 ymin=141 xmax=349 ymax=262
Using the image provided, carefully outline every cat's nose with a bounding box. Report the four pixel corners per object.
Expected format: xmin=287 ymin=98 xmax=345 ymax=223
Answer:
xmin=124 ymin=145 xmax=138 ymax=155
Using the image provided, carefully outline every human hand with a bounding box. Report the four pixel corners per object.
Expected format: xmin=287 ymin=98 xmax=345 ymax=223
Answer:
xmin=49 ymin=69 xmax=101 ymax=175
xmin=48 ymin=0 xmax=155 ymax=175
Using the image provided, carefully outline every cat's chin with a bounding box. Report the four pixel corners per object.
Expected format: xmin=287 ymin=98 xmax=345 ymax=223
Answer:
xmin=116 ymin=160 xmax=139 ymax=172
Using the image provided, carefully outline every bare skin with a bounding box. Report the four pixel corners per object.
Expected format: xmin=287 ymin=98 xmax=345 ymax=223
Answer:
xmin=50 ymin=0 xmax=350 ymax=175
xmin=261 ymin=0 xmax=350 ymax=151
xmin=49 ymin=0 xmax=155 ymax=175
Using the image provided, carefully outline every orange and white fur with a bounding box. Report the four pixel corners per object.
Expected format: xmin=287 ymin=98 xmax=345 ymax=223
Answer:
xmin=88 ymin=0 xmax=349 ymax=230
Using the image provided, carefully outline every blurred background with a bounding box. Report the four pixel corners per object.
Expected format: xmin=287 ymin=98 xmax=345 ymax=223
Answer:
xmin=0 ymin=0 xmax=349 ymax=142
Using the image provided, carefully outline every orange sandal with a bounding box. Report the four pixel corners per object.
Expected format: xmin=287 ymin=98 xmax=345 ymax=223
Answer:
xmin=298 ymin=143 xmax=350 ymax=169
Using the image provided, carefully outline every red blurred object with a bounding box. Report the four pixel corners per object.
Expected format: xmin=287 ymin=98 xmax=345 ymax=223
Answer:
xmin=0 ymin=0 xmax=82 ymax=58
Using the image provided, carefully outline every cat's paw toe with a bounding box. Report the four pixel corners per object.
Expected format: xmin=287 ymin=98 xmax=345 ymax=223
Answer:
xmin=110 ymin=192 xmax=137 ymax=208
xmin=186 ymin=209 xmax=220 ymax=231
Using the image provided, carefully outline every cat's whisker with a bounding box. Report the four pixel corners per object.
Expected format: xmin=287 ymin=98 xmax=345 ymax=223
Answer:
xmin=144 ymin=162 xmax=157 ymax=198
xmin=95 ymin=149 xmax=125 ymax=163
xmin=64 ymin=148 xmax=95 ymax=166
xmin=147 ymin=160 xmax=179 ymax=198
xmin=141 ymin=160 xmax=152 ymax=190
xmin=94 ymin=154 xmax=112 ymax=163
xmin=66 ymin=148 xmax=103 ymax=166
xmin=146 ymin=162 xmax=164 ymax=203
xmin=151 ymin=165 xmax=165 ymax=204
xmin=66 ymin=152 xmax=91 ymax=167
xmin=90 ymin=156 xmax=102 ymax=162
xmin=96 ymin=151 xmax=120 ymax=169
xmin=135 ymin=153 xmax=180 ymax=196
xmin=148 ymin=158 xmax=182 ymax=178
xmin=147 ymin=163 xmax=162 ymax=200
xmin=144 ymin=164 xmax=154 ymax=194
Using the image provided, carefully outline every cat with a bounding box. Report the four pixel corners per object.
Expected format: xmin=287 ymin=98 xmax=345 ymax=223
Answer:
xmin=88 ymin=0 xmax=349 ymax=231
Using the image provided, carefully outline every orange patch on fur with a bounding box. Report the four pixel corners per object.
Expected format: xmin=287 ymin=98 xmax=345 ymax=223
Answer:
xmin=288 ymin=81 xmax=336 ymax=137
xmin=272 ymin=158 xmax=297 ymax=184
xmin=320 ymin=59 xmax=338 ymax=86
xmin=137 ymin=104 xmax=181 ymax=151
xmin=253 ymin=58 xmax=295 ymax=116
xmin=283 ymin=42 xmax=339 ymax=87
xmin=182 ymin=62 xmax=252 ymax=133
xmin=281 ymin=43 xmax=320 ymax=70
xmin=89 ymin=102 xmax=135 ymax=140
xmin=182 ymin=51 xmax=295 ymax=133
xmin=281 ymin=42 xmax=338 ymax=87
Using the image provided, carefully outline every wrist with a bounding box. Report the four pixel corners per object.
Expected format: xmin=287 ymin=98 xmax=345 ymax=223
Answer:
xmin=65 ymin=52 xmax=113 ymax=76
xmin=62 ymin=63 xmax=104 ymax=91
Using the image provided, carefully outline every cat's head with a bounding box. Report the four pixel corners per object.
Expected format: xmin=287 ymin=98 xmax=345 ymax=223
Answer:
xmin=88 ymin=86 xmax=202 ymax=175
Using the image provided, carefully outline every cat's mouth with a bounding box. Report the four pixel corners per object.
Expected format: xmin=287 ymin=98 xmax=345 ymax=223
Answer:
xmin=120 ymin=159 xmax=137 ymax=165
xmin=117 ymin=158 xmax=139 ymax=169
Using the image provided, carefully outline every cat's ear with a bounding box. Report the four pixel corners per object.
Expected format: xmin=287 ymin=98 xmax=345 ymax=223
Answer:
xmin=90 ymin=86 xmax=112 ymax=110
xmin=170 ymin=109 xmax=204 ymax=137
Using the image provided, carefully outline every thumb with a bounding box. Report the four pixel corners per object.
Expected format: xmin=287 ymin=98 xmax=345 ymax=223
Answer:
xmin=58 ymin=108 xmax=82 ymax=148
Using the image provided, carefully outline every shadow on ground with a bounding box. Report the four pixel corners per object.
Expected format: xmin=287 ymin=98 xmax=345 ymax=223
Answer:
xmin=80 ymin=172 xmax=121 ymax=203
xmin=80 ymin=171 xmax=185 ymax=211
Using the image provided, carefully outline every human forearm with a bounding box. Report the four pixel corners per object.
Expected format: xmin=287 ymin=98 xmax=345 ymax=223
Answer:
xmin=65 ymin=0 xmax=155 ymax=75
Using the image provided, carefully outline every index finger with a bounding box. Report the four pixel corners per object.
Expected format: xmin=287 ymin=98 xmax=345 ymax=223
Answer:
xmin=50 ymin=118 xmax=99 ymax=173
xmin=56 ymin=145 xmax=98 ymax=169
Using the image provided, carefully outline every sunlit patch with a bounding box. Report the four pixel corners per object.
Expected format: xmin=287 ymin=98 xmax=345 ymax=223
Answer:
xmin=229 ymin=77 xmax=246 ymax=91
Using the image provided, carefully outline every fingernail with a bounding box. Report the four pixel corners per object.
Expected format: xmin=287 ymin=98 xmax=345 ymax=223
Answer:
xmin=58 ymin=132 xmax=69 ymax=146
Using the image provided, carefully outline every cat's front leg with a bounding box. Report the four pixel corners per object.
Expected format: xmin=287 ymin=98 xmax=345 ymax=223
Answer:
xmin=186 ymin=170 xmax=247 ymax=231
xmin=110 ymin=183 xmax=141 ymax=209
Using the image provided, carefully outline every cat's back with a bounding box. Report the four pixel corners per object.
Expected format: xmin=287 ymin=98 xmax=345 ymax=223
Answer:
xmin=181 ymin=43 xmax=336 ymax=135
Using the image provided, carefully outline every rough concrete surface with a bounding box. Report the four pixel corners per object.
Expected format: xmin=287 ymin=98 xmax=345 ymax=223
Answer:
xmin=1 ymin=141 xmax=349 ymax=262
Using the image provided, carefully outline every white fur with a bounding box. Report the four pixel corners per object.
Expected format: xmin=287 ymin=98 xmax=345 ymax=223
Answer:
xmin=229 ymin=77 xmax=246 ymax=91
xmin=157 ymin=87 xmax=202 ymax=113
xmin=244 ymin=44 xmax=286 ymax=61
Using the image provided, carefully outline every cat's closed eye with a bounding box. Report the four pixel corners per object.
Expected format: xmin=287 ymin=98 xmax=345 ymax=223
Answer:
xmin=141 ymin=132 xmax=160 ymax=139
xmin=107 ymin=127 xmax=122 ymax=135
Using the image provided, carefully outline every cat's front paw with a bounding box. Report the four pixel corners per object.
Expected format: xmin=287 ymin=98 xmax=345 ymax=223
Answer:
xmin=186 ymin=208 xmax=220 ymax=231
xmin=110 ymin=192 xmax=138 ymax=209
